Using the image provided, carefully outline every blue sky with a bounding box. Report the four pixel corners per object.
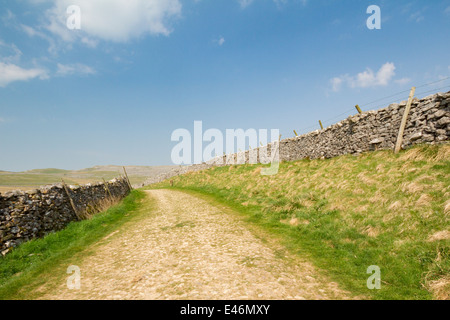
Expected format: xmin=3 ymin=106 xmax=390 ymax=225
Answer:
xmin=0 ymin=0 xmax=449 ymax=171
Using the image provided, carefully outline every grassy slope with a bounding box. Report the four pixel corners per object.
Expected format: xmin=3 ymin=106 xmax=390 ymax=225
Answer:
xmin=0 ymin=166 xmax=177 ymax=191
xmin=0 ymin=190 xmax=146 ymax=300
xmin=149 ymin=144 xmax=450 ymax=300
xmin=0 ymin=170 xmax=138 ymax=190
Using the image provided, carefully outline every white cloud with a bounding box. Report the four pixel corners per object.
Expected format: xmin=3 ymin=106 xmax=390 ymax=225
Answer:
xmin=238 ymin=0 xmax=302 ymax=9
xmin=238 ymin=0 xmax=255 ymax=8
xmin=0 ymin=41 xmax=22 ymax=63
xmin=331 ymin=77 xmax=343 ymax=92
xmin=409 ymin=11 xmax=424 ymax=23
xmin=0 ymin=62 xmax=49 ymax=87
xmin=331 ymin=62 xmax=397 ymax=92
xmin=214 ymin=36 xmax=225 ymax=46
xmin=41 ymin=0 xmax=182 ymax=43
xmin=395 ymin=77 xmax=411 ymax=85
xmin=56 ymin=63 xmax=95 ymax=76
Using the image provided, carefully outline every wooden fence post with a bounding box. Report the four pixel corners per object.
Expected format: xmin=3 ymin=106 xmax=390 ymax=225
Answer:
xmin=319 ymin=121 xmax=324 ymax=130
xmin=355 ymin=105 xmax=362 ymax=114
xmin=61 ymin=179 xmax=81 ymax=220
xmin=122 ymin=167 xmax=133 ymax=191
xmin=293 ymin=130 xmax=298 ymax=137
xmin=394 ymin=87 xmax=416 ymax=154
xmin=102 ymin=178 xmax=113 ymax=199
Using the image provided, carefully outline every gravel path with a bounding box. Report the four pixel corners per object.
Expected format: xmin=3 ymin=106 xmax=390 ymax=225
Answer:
xmin=39 ymin=190 xmax=350 ymax=300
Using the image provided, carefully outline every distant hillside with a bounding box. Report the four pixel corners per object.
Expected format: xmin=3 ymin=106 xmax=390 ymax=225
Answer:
xmin=25 ymin=168 xmax=71 ymax=174
xmin=0 ymin=165 xmax=177 ymax=193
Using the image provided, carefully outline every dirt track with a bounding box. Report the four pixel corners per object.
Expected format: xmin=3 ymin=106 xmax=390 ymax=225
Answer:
xmin=39 ymin=190 xmax=350 ymax=300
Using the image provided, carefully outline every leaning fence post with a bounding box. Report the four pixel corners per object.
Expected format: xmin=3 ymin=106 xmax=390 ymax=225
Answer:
xmin=102 ymin=178 xmax=113 ymax=199
xmin=293 ymin=130 xmax=298 ymax=137
xmin=319 ymin=121 xmax=324 ymax=130
xmin=355 ymin=105 xmax=362 ymax=114
xmin=122 ymin=167 xmax=133 ymax=191
xmin=394 ymin=87 xmax=416 ymax=154
xmin=61 ymin=179 xmax=81 ymax=220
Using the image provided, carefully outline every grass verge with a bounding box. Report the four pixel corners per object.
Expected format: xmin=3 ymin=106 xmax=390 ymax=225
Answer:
xmin=0 ymin=190 xmax=146 ymax=300
xmin=148 ymin=144 xmax=450 ymax=300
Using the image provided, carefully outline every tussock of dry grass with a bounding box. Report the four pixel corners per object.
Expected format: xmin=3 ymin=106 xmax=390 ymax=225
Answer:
xmin=427 ymin=277 xmax=450 ymax=300
xmin=444 ymin=200 xmax=450 ymax=215
xmin=428 ymin=230 xmax=450 ymax=242
xmin=416 ymin=194 xmax=433 ymax=207
xmin=83 ymin=196 xmax=123 ymax=220
xmin=401 ymin=182 xmax=424 ymax=194
xmin=399 ymin=143 xmax=450 ymax=162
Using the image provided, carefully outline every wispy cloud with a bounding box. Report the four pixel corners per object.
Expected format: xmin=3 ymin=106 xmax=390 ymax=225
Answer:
xmin=56 ymin=63 xmax=95 ymax=76
xmin=214 ymin=36 xmax=225 ymax=46
xmin=0 ymin=62 xmax=48 ymax=87
xmin=238 ymin=0 xmax=254 ymax=8
xmin=238 ymin=0 xmax=304 ymax=9
xmin=395 ymin=77 xmax=411 ymax=85
xmin=0 ymin=40 xmax=22 ymax=63
xmin=330 ymin=62 xmax=397 ymax=92
xmin=0 ymin=39 xmax=49 ymax=87
xmin=402 ymin=3 xmax=425 ymax=23
xmin=409 ymin=11 xmax=424 ymax=23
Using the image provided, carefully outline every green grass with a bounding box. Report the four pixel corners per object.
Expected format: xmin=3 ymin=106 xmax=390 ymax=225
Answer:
xmin=0 ymin=190 xmax=146 ymax=300
xmin=148 ymin=144 xmax=450 ymax=300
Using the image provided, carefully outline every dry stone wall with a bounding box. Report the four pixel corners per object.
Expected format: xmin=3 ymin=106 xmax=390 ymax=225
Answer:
xmin=0 ymin=178 xmax=130 ymax=255
xmin=278 ymin=91 xmax=450 ymax=161
xmin=145 ymin=91 xmax=450 ymax=185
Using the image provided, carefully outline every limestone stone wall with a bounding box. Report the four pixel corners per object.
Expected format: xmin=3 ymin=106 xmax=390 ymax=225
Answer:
xmin=0 ymin=178 xmax=130 ymax=255
xmin=144 ymin=91 xmax=450 ymax=185
xmin=278 ymin=91 xmax=450 ymax=161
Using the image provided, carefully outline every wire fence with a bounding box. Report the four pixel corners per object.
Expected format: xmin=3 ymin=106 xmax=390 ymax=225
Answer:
xmin=292 ymin=76 xmax=450 ymax=137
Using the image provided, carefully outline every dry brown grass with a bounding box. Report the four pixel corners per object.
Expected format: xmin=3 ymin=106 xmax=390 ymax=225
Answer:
xmin=82 ymin=196 xmax=123 ymax=220
xmin=357 ymin=172 xmax=376 ymax=185
xmin=388 ymin=201 xmax=402 ymax=211
xmin=252 ymin=167 xmax=262 ymax=176
xmin=401 ymin=182 xmax=424 ymax=194
xmin=368 ymin=191 xmax=388 ymax=205
xmin=436 ymin=144 xmax=450 ymax=161
xmin=427 ymin=230 xmax=450 ymax=242
xmin=416 ymin=194 xmax=433 ymax=207
xmin=362 ymin=225 xmax=380 ymax=238
xmin=444 ymin=200 xmax=450 ymax=215
xmin=427 ymin=277 xmax=450 ymax=300
xmin=399 ymin=143 xmax=450 ymax=162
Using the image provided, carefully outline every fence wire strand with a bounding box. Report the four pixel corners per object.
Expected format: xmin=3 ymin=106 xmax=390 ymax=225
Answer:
xmin=293 ymin=77 xmax=450 ymax=136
